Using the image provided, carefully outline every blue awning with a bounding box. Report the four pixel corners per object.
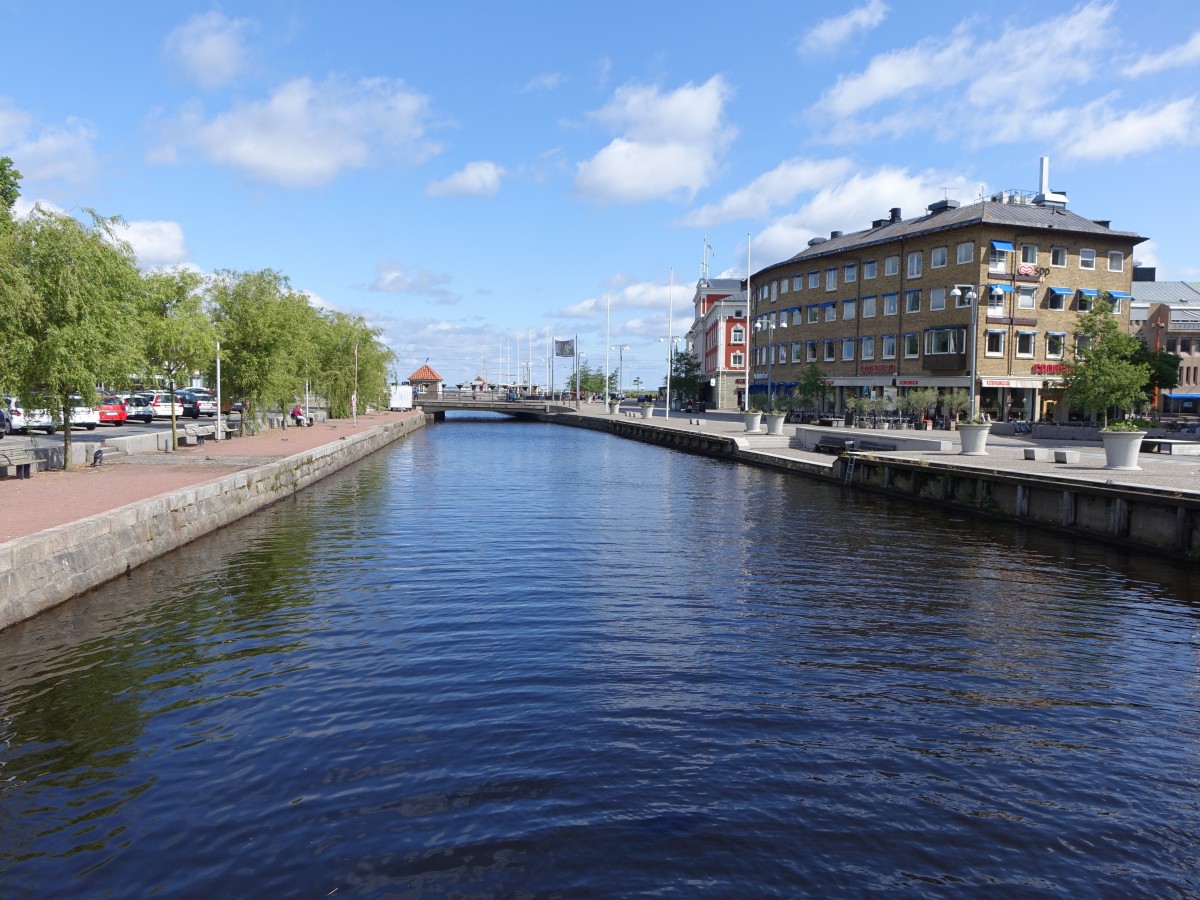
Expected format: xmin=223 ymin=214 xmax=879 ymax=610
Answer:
xmin=1078 ymin=288 xmax=1099 ymax=297
xmin=1049 ymin=286 xmax=1074 ymax=296
xmin=990 ymin=240 xmax=1015 ymax=252
xmin=1109 ymin=291 xmax=1131 ymax=298
xmin=989 ymin=283 xmax=1015 ymax=293
xmin=1165 ymin=393 xmax=1200 ymax=399
xmin=820 ymin=301 xmax=836 ymax=307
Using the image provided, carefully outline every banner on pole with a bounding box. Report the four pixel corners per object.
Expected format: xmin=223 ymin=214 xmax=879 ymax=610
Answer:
xmin=554 ymin=339 xmax=575 ymax=358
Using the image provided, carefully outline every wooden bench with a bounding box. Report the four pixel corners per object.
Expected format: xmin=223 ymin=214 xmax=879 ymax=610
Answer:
xmin=0 ymin=448 xmax=37 ymax=479
xmin=180 ymin=424 xmax=208 ymax=447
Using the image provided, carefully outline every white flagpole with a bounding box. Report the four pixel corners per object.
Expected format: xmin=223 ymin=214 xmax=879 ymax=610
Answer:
xmin=215 ymin=341 xmax=222 ymax=440
xmin=745 ymin=233 xmax=751 ymax=411
xmin=605 ymin=292 xmax=611 ymax=408
xmin=665 ymin=268 xmax=674 ymax=420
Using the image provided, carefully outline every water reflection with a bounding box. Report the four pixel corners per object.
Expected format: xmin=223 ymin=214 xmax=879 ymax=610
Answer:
xmin=1 ymin=417 xmax=1199 ymax=896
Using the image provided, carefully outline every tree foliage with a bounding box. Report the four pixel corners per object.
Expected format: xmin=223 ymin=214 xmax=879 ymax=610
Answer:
xmin=665 ymin=348 xmax=702 ymax=400
xmin=143 ymin=268 xmax=216 ymax=447
xmin=1063 ymin=296 xmax=1151 ymax=426
xmin=1132 ymin=340 xmax=1181 ymax=400
xmin=0 ymin=156 xmax=21 ymax=215
xmin=10 ymin=207 xmax=144 ymax=466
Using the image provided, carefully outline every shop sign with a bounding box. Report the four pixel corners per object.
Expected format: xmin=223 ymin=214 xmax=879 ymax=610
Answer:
xmin=860 ymin=364 xmax=895 ymax=374
xmin=898 ymin=379 xmax=921 ymax=386
xmin=1032 ymin=363 xmax=1068 ymax=375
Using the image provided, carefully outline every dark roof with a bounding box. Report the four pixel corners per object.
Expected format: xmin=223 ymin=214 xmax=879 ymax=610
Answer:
xmin=695 ymin=277 xmax=743 ymax=292
xmin=1132 ymin=281 xmax=1200 ymax=305
xmin=760 ymin=199 xmax=1147 ymax=276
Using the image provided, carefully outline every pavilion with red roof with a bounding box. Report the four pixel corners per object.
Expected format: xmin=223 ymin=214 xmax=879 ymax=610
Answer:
xmin=409 ymin=363 xmax=443 ymax=397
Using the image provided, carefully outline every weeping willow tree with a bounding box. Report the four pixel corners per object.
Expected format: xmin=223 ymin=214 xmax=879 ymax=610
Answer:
xmin=312 ymin=311 xmax=393 ymax=418
xmin=143 ymin=268 xmax=216 ymax=449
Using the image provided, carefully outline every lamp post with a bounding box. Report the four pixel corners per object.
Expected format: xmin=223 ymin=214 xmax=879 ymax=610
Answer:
xmin=659 ymin=336 xmax=683 ymax=418
xmin=1151 ymin=319 xmax=1167 ymax=416
xmin=612 ymin=344 xmax=630 ymax=395
xmin=754 ymin=318 xmax=777 ymax=409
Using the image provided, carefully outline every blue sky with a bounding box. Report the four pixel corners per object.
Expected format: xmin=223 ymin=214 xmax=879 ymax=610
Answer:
xmin=4 ymin=0 xmax=1199 ymax=389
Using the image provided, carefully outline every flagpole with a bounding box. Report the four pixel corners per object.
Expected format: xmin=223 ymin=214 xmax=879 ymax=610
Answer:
xmin=574 ymin=334 xmax=580 ymax=410
xmin=605 ymin=292 xmax=611 ymax=409
xmin=745 ymin=233 xmax=751 ymax=411
xmin=353 ymin=342 xmax=359 ymax=425
xmin=665 ymin=268 xmax=674 ymax=420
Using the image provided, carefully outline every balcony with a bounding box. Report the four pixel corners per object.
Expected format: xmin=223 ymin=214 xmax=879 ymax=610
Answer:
xmin=922 ymin=353 xmax=966 ymax=371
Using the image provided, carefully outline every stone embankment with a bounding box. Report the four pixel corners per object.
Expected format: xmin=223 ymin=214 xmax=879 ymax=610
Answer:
xmin=0 ymin=412 xmax=425 ymax=631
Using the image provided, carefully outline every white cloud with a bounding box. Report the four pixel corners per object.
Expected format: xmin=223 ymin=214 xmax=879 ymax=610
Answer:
xmin=560 ymin=279 xmax=683 ymax=320
xmin=799 ymin=0 xmax=888 ymax=56
xmin=154 ymin=76 xmax=441 ymax=188
xmin=369 ymin=260 xmax=460 ymax=305
xmin=574 ymin=76 xmax=736 ymax=203
xmin=522 ymin=72 xmax=564 ymax=93
xmin=681 ymin=157 xmax=856 ymax=226
xmin=112 ymin=219 xmax=189 ymax=268
xmin=426 ymin=160 xmax=506 ymax=197
xmin=1059 ymin=98 xmax=1198 ymax=161
xmin=163 ymin=11 xmax=255 ymax=89
xmin=750 ymin=166 xmax=966 ymax=264
xmin=1125 ymin=30 xmax=1200 ymax=77
xmin=0 ymin=98 xmax=98 ymax=187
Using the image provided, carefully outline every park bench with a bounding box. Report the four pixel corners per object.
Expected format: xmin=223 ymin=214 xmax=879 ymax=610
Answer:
xmin=0 ymin=448 xmax=37 ymax=479
xmin=179 ymin=424 xmax=208 ymax=447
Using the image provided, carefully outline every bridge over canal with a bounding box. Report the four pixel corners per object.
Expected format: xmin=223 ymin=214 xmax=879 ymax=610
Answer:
xmin=415 ymin=393 xmax=575 ymax=420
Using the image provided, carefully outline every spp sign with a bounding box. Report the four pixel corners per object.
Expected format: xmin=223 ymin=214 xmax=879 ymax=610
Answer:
xmin=1018 ymin=263 xmax=1051 ymax=277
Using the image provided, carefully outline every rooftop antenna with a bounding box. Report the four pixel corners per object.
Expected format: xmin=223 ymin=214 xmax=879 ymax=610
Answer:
xmin=701 ymin=233 xmax=712 ymax=283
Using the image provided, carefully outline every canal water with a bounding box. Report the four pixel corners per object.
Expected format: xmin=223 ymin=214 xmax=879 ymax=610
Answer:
xmin=2 ymin=415 xmax=1199 ymax=896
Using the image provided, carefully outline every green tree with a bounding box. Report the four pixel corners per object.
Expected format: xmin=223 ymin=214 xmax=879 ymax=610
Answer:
xmin=1063 ymin=296 xmax=1151 ymax=426
xmin=143 ymin=268 xmax=217 ymax=449
xmin=665 ymin=348 xmax=702 ymax=401
xmin=207 ymin=269 xmax=304 ymax=434
xmin=313 ymin=311 xmax=392 ymax=418
xmin=1132 ymin=339 xmax=1181 ymax=408
xmin=792 ymin=362 xmax=829 ymax=413
xmin=11 ymin=207 xmax=144 ymax=467
xmin=0 ymin=156 xmax=21 ymax=215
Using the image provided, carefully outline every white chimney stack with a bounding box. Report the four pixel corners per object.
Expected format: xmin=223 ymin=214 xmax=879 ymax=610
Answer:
xmin=1034 ymin=156 xmax=1068 ymax=208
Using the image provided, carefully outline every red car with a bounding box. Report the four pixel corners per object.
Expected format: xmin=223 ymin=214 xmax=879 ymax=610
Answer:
xmin=99 ymin=394 xmax=128 ymax=425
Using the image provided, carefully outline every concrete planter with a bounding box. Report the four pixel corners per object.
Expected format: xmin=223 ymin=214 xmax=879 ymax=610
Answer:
xmin=958 ymin=423 xmax=991 ymax=456
xmin=640 ymin=405 xmax=654 ymax=419
xmin=1101 ymin=430 xmax=1146 ymax=470
xmin=609 ymin=402 xmax=620 ymax=416
xmin=742 ymin=411 xmax=762 ymax=432
xmin=763 ymin=413 xmax=786 ymax=435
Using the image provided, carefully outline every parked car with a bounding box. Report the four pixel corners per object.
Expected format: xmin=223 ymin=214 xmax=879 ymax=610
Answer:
xmin=68 ymin=396 xmax=100 ymax=430
xmin=5 ymin=397 xmax=55 ymax=434
xmin=176 ymin=389 xmax=218 ymax=418
xmin=142 ymin=391 xmax=181 ymax=419
xmin=0 ymin=405 xmax=10 ymax=436
xmin=123 ymin=394 xmax=154 ymax=424
xmin=98 ymin=394 xmax=128 ymax=425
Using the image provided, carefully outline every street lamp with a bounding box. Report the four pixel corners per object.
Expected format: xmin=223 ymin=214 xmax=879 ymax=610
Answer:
xmin=1151 ymin=319 xmax=1167 ymax=416
xmin=951 ymin=285 xmax=1003 ymax=421
xmin=611 ymin=344 xmax=630 ymax=395
xmin=659 ymin=336 xmax=683 ymax=418
xmin=754 ymin=317 xmax=777 ymax=409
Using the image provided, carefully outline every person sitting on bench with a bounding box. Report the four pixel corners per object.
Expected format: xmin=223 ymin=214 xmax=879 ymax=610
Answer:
xmin=291 ymin=405 xmax=308 ymax=427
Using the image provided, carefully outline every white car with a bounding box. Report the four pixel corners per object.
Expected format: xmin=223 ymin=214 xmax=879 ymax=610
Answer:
xmin=142 ymin=391 xmax=181 ymax=419
xmin=5 ymin=397 xmax=55 ymax=433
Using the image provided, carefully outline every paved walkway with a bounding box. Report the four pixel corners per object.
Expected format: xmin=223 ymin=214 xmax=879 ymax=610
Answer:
xmin=0 ymin=410 xmax=422 ymax=544
xmin=567 ymin=401 xmax=1200 ymax=497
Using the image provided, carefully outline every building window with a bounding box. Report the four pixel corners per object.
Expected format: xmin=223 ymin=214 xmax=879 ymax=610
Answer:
xmin=731 ymin=351 xmax=744 ymax=367
xmin=806 ymin=341 xmax=817 ymax=362
xmin=792 ymin=275 xmax=803 ymax=291
xmin=731 ymin=326 xmax=744 ymax=344
xmin=1046 ymin=334 xmax=1065 ymax=359
xmin=792 ymin=309 xmax=803 ymax=326
xmin=1018 ymin=287 xmax=1036 ymax=310
xmin=883 ymin=293 xmax=898 ymax=316
xmin=861 ymin=336 xmax=875 ymax=359
xmin=955 ymin=285 xmax=974 ymax=307
xmin=808 ymin=271 xmax=820 ymax=289
xmin=1076 ymin=334 xmax=1092 ymax=354
xmin=772 ymin=282 xmax=780 ymax=301
xmin=842 ymin=338 xmax=855 ymax=360
xmin=824 ymin=303 xmax=837 ymax=322
xmin=1047 ymin=290 xmax=1064 ymax=311
xmin=863 ymin=260 xmax=877 ymax=279
xmin=931 ymin=247 xmax=947 ymax=269
xmin=989 ymin=246 xmax=1009 ymax=274
xmin=1108 ymin=251 xmax=1124 ymax=272
xmin=1080 ymin=248 xmax=1096 ymax=270
xmin=903 ymin=333 xmax=920 ymax=358
xmin=760 ymin=285 xmax=770 ymax=300
xmin=807 ymin=306 xmax=819 ymax=324
xmin=985 ymin=330 xmax=1006 ymax=356
xmin=924 ymin=327 xmax=963 ymax=355
xmin=905 ymin=290 xmax=921 ymax=313
xmin=1078 ymin=292 xmax=1093 ymax=312
xmin=885 ymin=256 xmax=900 ymax=276
xmin=791 ymin=343 xmax=803 ymax=363
xmin=1110 ymin=295 xmax=1124 ymax=314
xmin=1016 ymin=331 xmax=1036 ymax=358
xmin=769 ymin=345 xmax=776 ymax=365
xmin=844 ymin=299 xmax=856 ymax=320
xmin=929 ymin=287 xmax=946 ymax=311
xmin=881 ymin=335 xmax=897 ymax=359
xmin=956 ymin=242 xmax=973 ymax=265
xmin=844 ymin=263 xmax=857 ymax=283
xmin=823 ymin=340 xmax=835 ymax=362
xmin=1021 ymin=244 xmax=1038 ymax=265
xmin=988 ymin=290 xmax=1006 ymax=314
xmin=862 ymin=296 xmax=876 ymax=318
xmin=780 ymin=278 xmax=788 ymax=295
xmin=1051 ymin=246 xmax=1067 ymax=267
xmin=826 ymin=268 xmax=837 ymax=291
xmin=907 ymin=251 xmax=923 ymax=278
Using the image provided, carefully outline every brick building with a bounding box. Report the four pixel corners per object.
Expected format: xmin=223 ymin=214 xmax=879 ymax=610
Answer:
xmin=1129 ymin=280 xmax=1200 ymax=417
xmin=748 ymin=160 xmax=1147 ymax=423
xmin=684 ymin=277 xmax=748 ymax=410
